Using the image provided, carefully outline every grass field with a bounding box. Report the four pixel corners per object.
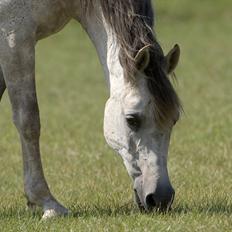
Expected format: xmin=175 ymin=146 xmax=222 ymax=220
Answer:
xmin=0 ymin=0 xmax=232 ymax=231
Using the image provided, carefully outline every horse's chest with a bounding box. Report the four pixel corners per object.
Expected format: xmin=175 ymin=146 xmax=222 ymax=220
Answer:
xmin=32 ymin=0 xmax=71 ymax=40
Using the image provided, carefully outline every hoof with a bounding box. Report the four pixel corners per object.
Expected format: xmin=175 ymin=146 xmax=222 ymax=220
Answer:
xmin=42 ymin=203 xmax=69 ymax=220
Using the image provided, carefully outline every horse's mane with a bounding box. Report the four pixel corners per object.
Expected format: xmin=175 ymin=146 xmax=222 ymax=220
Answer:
xmin=81 ymin=0 xmax=181 ymax=128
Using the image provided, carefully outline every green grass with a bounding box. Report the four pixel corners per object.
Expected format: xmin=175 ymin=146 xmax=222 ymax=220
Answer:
xmin=0 ymin=0 xmax=232 ymax=231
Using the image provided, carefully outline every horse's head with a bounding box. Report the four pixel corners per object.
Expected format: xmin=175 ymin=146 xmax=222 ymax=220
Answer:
xmin=104 ymin=44 xmax=181 ymax=211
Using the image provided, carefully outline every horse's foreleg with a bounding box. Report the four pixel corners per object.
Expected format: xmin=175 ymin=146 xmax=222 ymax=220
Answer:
xmin=2 ymin=42 xmax=68 ymax=219
xmin=0 ymin=67 xmax=6 ymax=101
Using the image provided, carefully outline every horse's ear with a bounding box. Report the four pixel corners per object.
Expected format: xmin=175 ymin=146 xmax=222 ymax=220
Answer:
xmin=165 ymin=44 xmax=180 ymax=74
xmin=135 ymin=45 xmax=151 ymax=71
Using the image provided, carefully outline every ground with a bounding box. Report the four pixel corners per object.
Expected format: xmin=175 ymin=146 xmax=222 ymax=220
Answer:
xmin=0 ymin=0 xmax=231 ymax=231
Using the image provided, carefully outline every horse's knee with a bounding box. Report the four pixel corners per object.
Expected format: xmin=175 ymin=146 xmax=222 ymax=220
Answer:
xmin=13 ymin=106 xmax=40 ymax=140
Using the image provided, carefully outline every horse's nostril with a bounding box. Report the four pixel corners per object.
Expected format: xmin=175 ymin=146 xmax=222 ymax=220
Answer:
xmin=145 ymin=188 xmax=175 ymax=211
xmin=145 ymin=194 xmax=156 ymax=209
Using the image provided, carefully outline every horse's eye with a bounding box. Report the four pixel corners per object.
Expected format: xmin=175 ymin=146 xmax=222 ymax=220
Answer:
xmin=126 ymin=114 xmax=141 ymax=131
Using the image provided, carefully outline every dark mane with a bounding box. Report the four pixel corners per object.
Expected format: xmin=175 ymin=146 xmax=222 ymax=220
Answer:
xmin=82 ymin=0 xmax=181 ymax=128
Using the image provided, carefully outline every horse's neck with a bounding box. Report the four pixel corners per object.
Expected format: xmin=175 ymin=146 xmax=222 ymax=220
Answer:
xmin=81 ymin=13 xmax=124 ymax=98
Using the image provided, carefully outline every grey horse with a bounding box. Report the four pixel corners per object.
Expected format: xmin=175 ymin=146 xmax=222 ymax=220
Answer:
xmin=0 ymin=0 xmax=181 ymax=219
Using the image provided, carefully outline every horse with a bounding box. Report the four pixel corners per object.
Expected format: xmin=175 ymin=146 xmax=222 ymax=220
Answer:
xmin=0 ymin=0 xmax=181 ymax=219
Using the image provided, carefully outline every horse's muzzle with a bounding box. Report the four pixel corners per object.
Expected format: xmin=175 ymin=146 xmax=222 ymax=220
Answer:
xmin=134 ymin=176 xmax=175 ymax=212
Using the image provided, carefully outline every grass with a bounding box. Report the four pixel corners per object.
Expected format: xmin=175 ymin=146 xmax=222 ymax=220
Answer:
xmin=0 ymin=0 xmax=232 ymax=231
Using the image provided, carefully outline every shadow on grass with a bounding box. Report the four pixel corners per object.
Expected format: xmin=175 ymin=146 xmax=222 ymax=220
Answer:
xmin=0 ymin=198 xmax=232 ymax=219
xmin=173 ymin=198 xmax=232 ymax=216
xmin=72 ymin=201 xmax=137 ymax=218
xmin=72 ymin=197 xmax=232 ymax=218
